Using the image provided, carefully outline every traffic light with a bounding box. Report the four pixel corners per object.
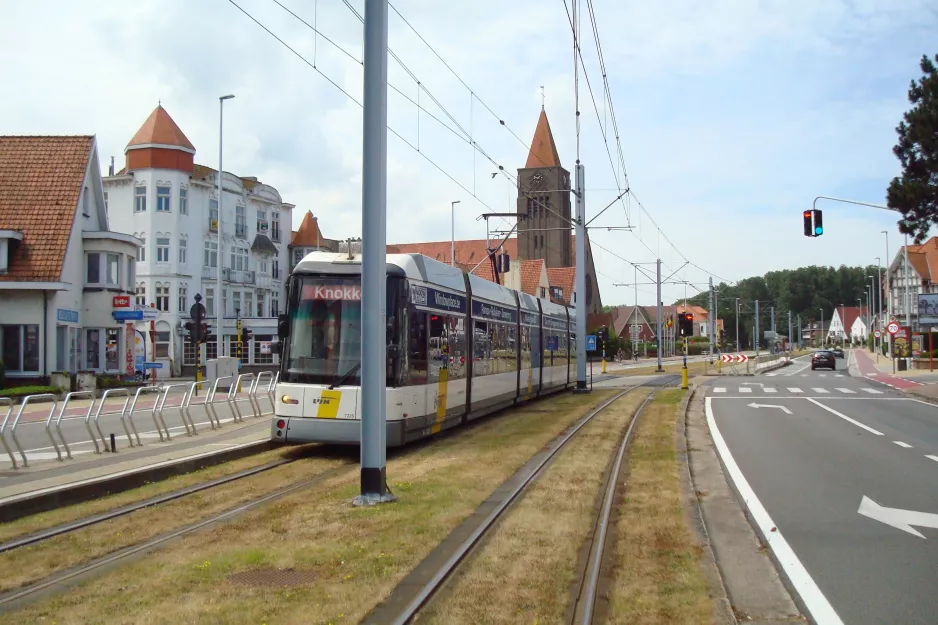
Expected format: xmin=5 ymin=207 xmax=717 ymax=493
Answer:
xmin=803 ymin=209 xmax=824 ymax=237
xmin=242 ymin=328 xmax=253 ymax=347
xmin=679 ymin=312 xmax=694 ymax=336
xmin=200 ymin=323 xmax=210 ymax=344
xmin=184 ymin=321 xmax=195 ymax=343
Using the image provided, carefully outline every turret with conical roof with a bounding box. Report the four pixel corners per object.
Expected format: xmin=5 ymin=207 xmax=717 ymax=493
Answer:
xmin=124 ymin=105 xmax=195 ymax=174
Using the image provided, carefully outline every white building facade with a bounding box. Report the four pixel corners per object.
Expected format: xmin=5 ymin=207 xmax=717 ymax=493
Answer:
xmin=0 ymin=136 xmax=140 ymax=383
xmin=103 ymin=106 xmax=292 ymax=377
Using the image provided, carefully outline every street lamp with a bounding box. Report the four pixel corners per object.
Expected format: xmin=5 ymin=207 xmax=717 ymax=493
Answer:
xmin=217 ymin=93 xmax=234 ymax=356
xmin=819 ymin=308 xmax=824 ymax=347
xmin=450 ymin=200 xmax=461 ymax=266
xmin=840 ymin=303 xmax=846 ymax=348
xmin=735 ymin=297 xmax=740 ymax=353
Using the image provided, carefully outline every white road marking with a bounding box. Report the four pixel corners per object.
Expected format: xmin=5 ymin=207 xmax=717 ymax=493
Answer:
xmin=926 ymin=455 xmax=938 ymax=463
xmin=801 ymin=374 xmax=809 ymax=377
xmin=835 ymin=374 xmax=844 ymax=378
xmin=766 ymin=373 xmax=778 ymax=377
xmin=867 ymin=373 xmax=879 ymax=377
xmin=813 ymin=388 xmax=830 ymax=394
xmin=806 ymin=398 xmax=884 ymax=436
xmin=739 ymin=387 xmax=753 ymax=393
xmin=705 ymin=398 xmax=845 ymax=625
xmin=713 ymin=388 xmax=726 ymax=393
xmin=764 ymin=388 xmax=777 ymax=393
xmin=861 ymin=388 xmax=883 ymax=394
xmin=819 ymin=374 xmax=827 ymax=378
xmin=788 ymin=388 xmax=803 ymax=393
xmin=835 ymin=388 xmax=856 ymax=394
xmin=893 ymin=441 xmax=912 ymax=448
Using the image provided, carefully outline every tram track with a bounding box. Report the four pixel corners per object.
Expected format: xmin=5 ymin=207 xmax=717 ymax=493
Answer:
xmin=367 ymin=375 xmax=679 ymax=625
xmin=0 ymin=377 xmax=677 ymax=616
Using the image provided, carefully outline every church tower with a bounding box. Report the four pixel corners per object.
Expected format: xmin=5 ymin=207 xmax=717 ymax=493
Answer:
xmin=516 ymin=108 xmax=572 ymax=268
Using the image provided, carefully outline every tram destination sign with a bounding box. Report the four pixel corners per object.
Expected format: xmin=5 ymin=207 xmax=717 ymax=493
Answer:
xmin=472 ymin=300 xmax=518 ymax=324
xmin=410 ymin=284 xmax=467 ymax=314
xmin=302 ymin=284 xmax=362 ymax=301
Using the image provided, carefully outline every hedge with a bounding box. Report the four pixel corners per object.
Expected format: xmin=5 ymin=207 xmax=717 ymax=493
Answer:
xmin=0 ymin=385 xmax=64 ymax=399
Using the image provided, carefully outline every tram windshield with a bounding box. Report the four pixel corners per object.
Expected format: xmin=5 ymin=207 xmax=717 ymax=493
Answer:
xmin=284 ymin=277 xmax=363 ymax=386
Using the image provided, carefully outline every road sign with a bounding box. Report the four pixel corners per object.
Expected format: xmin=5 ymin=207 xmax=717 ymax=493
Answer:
xmin=113 ymin=310 xmax=143 ymax=321
xmin=586 ymin=335 xmax=597 ymax=351
xmin=735 ymin=354 xmax=749 ymax=363
xmin=546 ymin=336 xmax=558 ymax=351
xmin=887 ymin=322 xmax=900 ymax=335
xmin=142 ymin=362 xmax=162 ymax=369
xmin=874 ymin=330 xmax=882 ymax=339
xmin=721 ymin=354 xmax=733 ymax=363
xmin=190 ymin=302 xmax=206 ymax=321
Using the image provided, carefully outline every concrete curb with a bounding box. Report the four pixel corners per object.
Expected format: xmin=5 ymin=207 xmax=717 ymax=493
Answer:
xmin=676 ymin=382 xmax=738 ymax=624
xmin=684 ymin=383 xmax=805 ymax=624
xmin=0 ymin=440 xmax=274 ymax=523
xmin=756 ymin=359 xmax=791 ymax=375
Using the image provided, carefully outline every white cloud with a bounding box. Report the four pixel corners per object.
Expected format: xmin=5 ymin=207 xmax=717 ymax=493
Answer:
xmin=1 ymin=0 xmax=936 ymax=306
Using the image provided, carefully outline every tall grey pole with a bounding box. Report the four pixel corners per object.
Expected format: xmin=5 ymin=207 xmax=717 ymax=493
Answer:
xmin=708 ymin=277 xmax=714 ymax=362
xmin=884 ymin=230 xmax=893 ymax=367
xmin=217 ymin=94 xmax=233 ymax=355
xmin=574 ymin=164 xmax=587 ymax=391
xmin=798 ymin=314 xmax=801 ymax=347
xmin=357 ymin=0 xmax=391 ymax=503
xmin=755 ymin=300 xmax=760 ymax=355
xmin=821 ymin=309 xmax=824 ymax=347
xmin=788 ymin=311 xmax=792 ymax=351
xmin=450 ymin=200 xmax=460 ymax=265
xmin=904 ymin=233 xmax=911 ymax=329
xmin=735 ymin=298 xmax=740 ymax=353
xmin=656 ymin=258 xmax=663 ymax=372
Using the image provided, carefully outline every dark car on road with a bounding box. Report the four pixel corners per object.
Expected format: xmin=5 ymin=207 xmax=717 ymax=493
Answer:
xmin=832 ymin=347 xmax=845 ymax=359
xmin=812 ymin=349 xmax=836 ymax=370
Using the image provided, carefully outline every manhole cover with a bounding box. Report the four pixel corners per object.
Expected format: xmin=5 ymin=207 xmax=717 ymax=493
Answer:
xmin=227 ymin=567 xmax=317 ymax=588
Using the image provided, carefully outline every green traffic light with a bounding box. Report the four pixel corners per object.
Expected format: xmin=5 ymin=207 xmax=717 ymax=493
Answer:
xmin=815 ymin=226 xmax=823 ymax=235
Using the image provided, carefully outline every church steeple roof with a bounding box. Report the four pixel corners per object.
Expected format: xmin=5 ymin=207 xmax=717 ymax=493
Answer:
xmin=525 ymin=109 xmax=561 ymax=169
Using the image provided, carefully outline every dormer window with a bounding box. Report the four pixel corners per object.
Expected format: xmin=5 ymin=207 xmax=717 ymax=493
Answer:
xmin=0 ymin=230 xmax=23 ymax=275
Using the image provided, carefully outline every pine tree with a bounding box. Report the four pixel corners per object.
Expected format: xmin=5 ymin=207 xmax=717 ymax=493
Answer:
xmin=887 ymin=54 xmax=938 ymax=243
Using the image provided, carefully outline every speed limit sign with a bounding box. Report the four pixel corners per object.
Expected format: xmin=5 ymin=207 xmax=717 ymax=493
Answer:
xmin=874 ymin=330 xmax=882 ymax=339
xmin=887 ymin=322 xmax=900 ymax=335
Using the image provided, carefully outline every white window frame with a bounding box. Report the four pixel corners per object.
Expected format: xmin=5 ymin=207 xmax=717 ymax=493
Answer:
xmin=105 ymin=253 xmax=120 ymax=285
xmin=156 ymin=237 xmax=170 ymax=264
xmin=156 ymin=185 xmax=171 ymax=212
xmin=135 ymin=282 xmax=146 ymax=306
xmin=179 ymin=187 xmax=188 ymax=215
xmin=179 ymin=238 xmax=187 ymax=264
xmin=204 ymin=240 xmax=218 ymax=268
xmin=134 ymin=185 xmax=147 ymax=212
xmin=155 ymin=282 xmax=170 ymax=312
xmin=178 ymin=284 xmax=188 ymax=313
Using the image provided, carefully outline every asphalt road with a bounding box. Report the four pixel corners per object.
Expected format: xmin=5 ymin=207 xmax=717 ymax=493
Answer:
xmin=0 ymin=394 xmax=272 ymax=465
xmin=707 ymin=356 xmax=938 ymax=624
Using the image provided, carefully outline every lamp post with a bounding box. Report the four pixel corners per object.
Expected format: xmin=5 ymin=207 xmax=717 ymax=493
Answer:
xmin=882 ymin=231 xmax=892 ymax=364
xmin=820 ymin=308 xmax=824 ymax=347
xmin=840 ymin=304 xmax=846 ymax=348
xmin=450 ymin=200 xmax=461 ymax=266
xmin=735 ymin=297 xmax=740 ymax=353
xmin=217 ymin=94 xmax=234 ymax=356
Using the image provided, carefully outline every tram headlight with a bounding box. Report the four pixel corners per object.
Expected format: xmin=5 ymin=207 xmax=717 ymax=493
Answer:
xmin=281 ymin=394 xmax=299 ymax=405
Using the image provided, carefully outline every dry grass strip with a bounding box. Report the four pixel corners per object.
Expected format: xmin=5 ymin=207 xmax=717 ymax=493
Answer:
xmin=4 ymin=390 xmax=620 ymax=625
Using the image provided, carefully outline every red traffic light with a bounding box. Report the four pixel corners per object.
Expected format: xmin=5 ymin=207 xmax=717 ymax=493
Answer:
xmin=684 ymin=313 xmax=693 ymax=321
xmin=803 ymin=211 xmax=811 ymax=217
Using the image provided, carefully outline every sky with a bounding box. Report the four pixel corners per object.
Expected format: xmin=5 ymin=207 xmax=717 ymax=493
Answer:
xmin=2 ymin=0 xmax=936 ymax=306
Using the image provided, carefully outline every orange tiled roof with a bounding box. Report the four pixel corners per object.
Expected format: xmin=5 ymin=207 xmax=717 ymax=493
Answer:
xmin=0 ymin=136 xmax=93 ymax=282
xmin=546 ymin=267 xmax=576 ymax=304
xmin=291 ymin=211 xmax=327 ymax=247
xmin=519 ymin=259 xmax=545 ymax=295
xmin=191 ymin=164 xmax=215 ymax=181
xmin=389 ymin=238 xmax=519 ymax=266
xmin=525 ymin=109 xmax=561 ymax=169
xmin=126 ymin=105 xmax=195 ymax=152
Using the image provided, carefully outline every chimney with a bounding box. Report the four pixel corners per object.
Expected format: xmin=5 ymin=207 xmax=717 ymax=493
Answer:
xmin=109 ymin=156 xmax=115 ymax=177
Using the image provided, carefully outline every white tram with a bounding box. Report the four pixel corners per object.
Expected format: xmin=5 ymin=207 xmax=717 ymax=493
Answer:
xmin=271 ymin=251 xmax=576 ymax=446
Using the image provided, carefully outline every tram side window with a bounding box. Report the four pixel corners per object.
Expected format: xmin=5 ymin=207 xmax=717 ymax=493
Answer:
xmin=408 ymin=310 xmax=428 ymax=385
xmin=474 ymin=320 xmax=492 ymax=376
xmin=448 ymin=317 xmax=466 ymax=380
xmin=520 ymin=326 xmax=531 ymax=370
xmin=503 ymin=324 xmax=517 ymax=372
xmin=531 ymin=325 xmax=541 ymax=368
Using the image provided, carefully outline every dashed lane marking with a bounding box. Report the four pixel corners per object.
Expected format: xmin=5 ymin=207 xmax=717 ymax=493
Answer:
xmin=893 ymin=441 xmax=912 ymax=448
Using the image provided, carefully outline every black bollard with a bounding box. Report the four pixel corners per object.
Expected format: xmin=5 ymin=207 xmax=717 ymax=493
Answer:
xmin=110 ymin=433 xmax=116 ymax=453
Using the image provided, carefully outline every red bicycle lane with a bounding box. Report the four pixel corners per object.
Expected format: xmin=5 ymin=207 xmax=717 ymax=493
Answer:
xmin=852 ymin=349 xmax=923 ymax=390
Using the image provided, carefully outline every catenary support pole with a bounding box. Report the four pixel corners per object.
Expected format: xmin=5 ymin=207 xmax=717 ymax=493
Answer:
xmin=575 ymin=164 xmax=587 ymax=391
xmin=656 ymin=258 xmax=663 ymax=371
xmin=356 ymin=0 xmax=393 ymax=505
xmin=755 ymin=300 xmax=760 ymax=356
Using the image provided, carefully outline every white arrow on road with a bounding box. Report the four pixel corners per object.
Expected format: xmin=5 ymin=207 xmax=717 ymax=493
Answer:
xmin=746 ymin=402 xmax=792 ymax=414
xmin=858 ymin=496 xmax=938 ymax=539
